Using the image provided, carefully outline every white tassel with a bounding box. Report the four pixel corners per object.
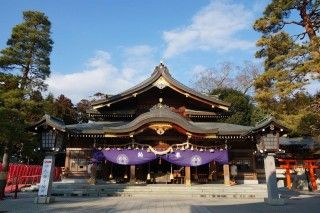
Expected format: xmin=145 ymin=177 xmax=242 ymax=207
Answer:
xmin=170 ymin=173 xmax=174 ymax=180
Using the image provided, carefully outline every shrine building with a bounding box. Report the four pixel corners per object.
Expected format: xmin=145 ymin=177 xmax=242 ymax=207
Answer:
xmin=30 ymin=63 xmax=289 ymax=186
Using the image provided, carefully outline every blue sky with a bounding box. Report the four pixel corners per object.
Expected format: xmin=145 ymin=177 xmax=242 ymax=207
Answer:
xmin=1 ymin=0 xmax=273 ymax=102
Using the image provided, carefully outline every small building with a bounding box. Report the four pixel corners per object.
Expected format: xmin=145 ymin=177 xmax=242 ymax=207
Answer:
xmin=30 ymin=63 xmax=288 ymax=185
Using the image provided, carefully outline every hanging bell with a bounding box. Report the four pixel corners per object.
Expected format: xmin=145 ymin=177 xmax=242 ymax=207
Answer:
xmin=124 ymin=173 xmax=128 ymax=179
xmin=109 ymin=173 xmax=113 ymax=179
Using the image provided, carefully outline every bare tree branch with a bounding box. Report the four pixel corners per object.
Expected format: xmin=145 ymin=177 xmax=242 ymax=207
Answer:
xmin=192 ymin=61 xmax=262 ymax=95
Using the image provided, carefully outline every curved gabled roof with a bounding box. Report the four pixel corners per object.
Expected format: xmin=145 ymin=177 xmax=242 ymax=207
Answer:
xmin=64 ymin=104 xmax=218 ymax=135
xmin=28 ymin=114 xmax=66 ymax=132
xmin=103 ymin=104 xmax=218 ymax=134
xmin=91 ymin=63 xmax=230 ymax=110
xmin=243 ymin=116 xmax=289 ymax=136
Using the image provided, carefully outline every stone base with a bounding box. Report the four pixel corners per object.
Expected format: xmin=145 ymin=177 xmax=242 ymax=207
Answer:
xmin=34 ymin=196 xmax=55 ymax=204
xmin=237 ymin=180 xmax=259 ymax=184
xmin=185 ymin=181 xmax=191 ymax=187
xmin=264 ymin=197 xmax=285 ymax=206
xmin=61 ymin=178 xmax=88 ymax=184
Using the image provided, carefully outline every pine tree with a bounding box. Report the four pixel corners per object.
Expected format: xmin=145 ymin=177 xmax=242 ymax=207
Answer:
xmin=0 ymin=73 xmax=26 ymax=199
xmin=0 ymin=11 xmax=53 ymax=91
xmin=253 ymin=0 xmax=320 ymax=134
xmin=0 ymin=11 xmax=53 ymax=198
xmin=254 ymin=0 xmax=320 ymax=58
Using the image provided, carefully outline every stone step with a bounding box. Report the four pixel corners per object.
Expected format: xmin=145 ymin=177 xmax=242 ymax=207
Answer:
xmin=21 ymin=182 xmax=268 ymax=199
xmin=50 ymin=184 xmax=268 ymax=199
xmin=51 ymin=189 xmax=267 ymax=199
xmin=52 ymin=188 xmax=266 ymax=193
xmin=53 ymin=184 xmax=267 ymax=189
xmin=98 ymin=192 xmax=266 ymax=199
xmin=52 ymin=188 xmax=267 ymax=194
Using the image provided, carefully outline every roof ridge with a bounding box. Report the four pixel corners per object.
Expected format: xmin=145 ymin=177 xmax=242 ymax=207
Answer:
xmin=255 ymin=115 xmax=273 ymax=126
xmin=91 ymin=63 xmax=230 ymax=108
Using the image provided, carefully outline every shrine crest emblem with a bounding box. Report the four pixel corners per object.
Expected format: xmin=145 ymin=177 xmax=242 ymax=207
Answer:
xmin=190 ymin=155 xmax=202 ymax=166
xmin=116 ymin=154 xmax=129 ymax=165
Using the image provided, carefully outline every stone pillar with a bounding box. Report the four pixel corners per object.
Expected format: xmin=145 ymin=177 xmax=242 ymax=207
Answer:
xmin=223 ymin=164 xmax=230 ymax=185
xmin=264 ymin=153 xmax=284 ymax=205
xmin=130 ymin=165 xmax=136 ymax=184
xmin=185 ymin=166 xmax=191 ymax=186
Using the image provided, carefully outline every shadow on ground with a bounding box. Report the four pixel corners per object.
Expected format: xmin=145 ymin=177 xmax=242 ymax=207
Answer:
xmin=191 ymin=189 xmax=320 ymax=213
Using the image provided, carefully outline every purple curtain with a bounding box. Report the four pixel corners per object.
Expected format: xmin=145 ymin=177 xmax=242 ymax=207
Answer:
xmin=101 ymin=149 xmax=157 ymax=165
xmin=93 ymin=149 xmax=228 ymax=166
xmin=162 ymin=150 xmax=228 ymax=166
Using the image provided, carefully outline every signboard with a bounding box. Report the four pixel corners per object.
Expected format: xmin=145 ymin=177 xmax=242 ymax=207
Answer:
xmin=38 ymin=155 xmax=55 ymax=197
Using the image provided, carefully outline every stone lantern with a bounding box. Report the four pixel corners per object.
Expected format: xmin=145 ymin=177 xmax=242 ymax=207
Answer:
xmin=29 ymin=114 xmax=65 ymax=204
xmin=245 ymin=117 xmax=288 ymax=205
xmin=41 ymin=129 xmax=63 ymax=152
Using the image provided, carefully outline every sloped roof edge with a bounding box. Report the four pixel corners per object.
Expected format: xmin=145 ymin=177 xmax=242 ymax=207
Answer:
xmin=91 ymin=63 xmax=230 ymax=108
xmin=243 ymin=116 xmax=289 ymax=136
xmin=28 ymin=114 xmax=66 ymax=132
xmin=103 ymin=104 xmax=219 ymax=134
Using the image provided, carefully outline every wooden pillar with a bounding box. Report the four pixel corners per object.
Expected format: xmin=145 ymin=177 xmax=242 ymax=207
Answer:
xmin=130 ymin=165 xmax=136 ymax=184
xmin=63 ymin=149 xmax=71 ymax=177
xmin=185 ymin=166 xmax=191 ymax=186
xmin=309 ymin=165 xmax=317 ymax=190
xmin=252 ymin=155 xmax=256 ymax=170
xmin=209 ymin=161 xmax=217 ymax=181
xmin=223 ymin=164 xmax=230 ymax=185
xmin=252 ymin=154 xmax=257 ymax=180
xmin=285 ymin=167 xmax=291 ymax=189
xmin=64 ymin=149 xmax=70 ymax=169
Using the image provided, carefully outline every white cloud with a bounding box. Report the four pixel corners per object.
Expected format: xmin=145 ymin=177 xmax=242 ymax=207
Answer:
xmin=47 ymin=45 xmax=156 ymax=103
xmin=162 ymin=0 xmax=254 ymax=58
xmin=122 ymin=45 xmax=156 ymax=78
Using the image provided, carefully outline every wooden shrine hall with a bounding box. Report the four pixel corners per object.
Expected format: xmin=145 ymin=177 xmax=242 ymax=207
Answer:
xmin=30 ymin=63 xmax=289 ymax=186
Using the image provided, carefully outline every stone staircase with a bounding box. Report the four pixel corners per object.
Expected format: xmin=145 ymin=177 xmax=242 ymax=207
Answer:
xmin=50 ymin=183 xmax=268 ymax=199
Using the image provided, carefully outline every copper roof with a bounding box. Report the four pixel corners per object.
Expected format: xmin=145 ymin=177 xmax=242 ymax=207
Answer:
xmin=243 ymin=116 xmax=289 ymax=136
xmin=67 ymin=104 xmax=219 ymax=135
xmin=29 ymin=111 xmax=257 ymax=136
xmin=28 ymin=114 xmax=66 ymax=132
xmin=91 ymin=63 xmax=230 ymax=110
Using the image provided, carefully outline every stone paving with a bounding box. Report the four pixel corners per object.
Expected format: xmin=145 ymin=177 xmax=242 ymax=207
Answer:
xmin=0 ymin=192 xmax=320 ymax=213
